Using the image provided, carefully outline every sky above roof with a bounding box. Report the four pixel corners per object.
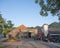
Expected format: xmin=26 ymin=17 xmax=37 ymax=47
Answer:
xmin=0 ymin=0 xmax=59 ymax=27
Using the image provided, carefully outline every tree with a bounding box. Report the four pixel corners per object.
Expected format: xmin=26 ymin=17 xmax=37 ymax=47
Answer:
xmin=35 ymin=26 xmax=42 ymax=32
xmin=3 ymin=20 xmax=14 ymax=37
xmin=0 ymin=14 xmax=4 ymax=33
xmin=0 ymin=13 xmax=14 ymax=37
xmin=49 ymin=22 xmax=60 ymax=28
xmin=35 ymin=0 xmax=60 ymax=22
xmin=7 ymin=20 xmax=14 ymax=32
xmin=35 ymin=26 xmax=41 ymax=29
xmin=0 ymin=14 xmax=4 ymax=23
xmin=58 ymin=14 xmax=60 ymax=23
xmin=7 ymin=20 xmax=13 ymax=28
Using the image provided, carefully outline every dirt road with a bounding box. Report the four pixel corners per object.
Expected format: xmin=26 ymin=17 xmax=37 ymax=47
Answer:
xmin=0 ymin=39 xmax=60 ymax=48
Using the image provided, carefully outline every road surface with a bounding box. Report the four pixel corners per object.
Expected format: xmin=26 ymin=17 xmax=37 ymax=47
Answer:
xmin=0 ymin=38 xmax=60 ymax=48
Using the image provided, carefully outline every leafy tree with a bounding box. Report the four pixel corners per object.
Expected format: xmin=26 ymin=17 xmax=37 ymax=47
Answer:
xmin=0 ymin=25 xmax=3 ymax=33
xmin=7 ymin=20 xmax=13 ymax=28
xmin=0 ymin=13 xmax=14 ymax=37
xmin=7 ymin=20 xmax=14 ymax=32
xmin=35 ymin=0 xmax=60 ymax=22
xmin=35 ymin=26 xmax=41 ymax=29
xmin=27 ymin=27 xmax=34 ymax=29
xmin=3 ymin=20 xmax=14 ymax=37
xmin=0 ymin=14 xmax=4 ymax=33
xmin=35 ymin=26 xmax=42 ymax=32
xmin=49 ymin=22 xmax=60 ymax=28
xmin=0 ymin=14 xmax=4 ymax=23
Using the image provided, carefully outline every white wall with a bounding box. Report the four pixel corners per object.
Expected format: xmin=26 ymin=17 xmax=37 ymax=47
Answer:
xmin=43 ymin=24 xmax=48 ymax=37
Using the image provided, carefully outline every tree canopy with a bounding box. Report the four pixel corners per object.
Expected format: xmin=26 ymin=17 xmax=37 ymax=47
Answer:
xmin=49 ymin=22 xmax=60 ymax=28
xmin=35 ymin=0 xmax=60 ymax=16
xmin=35 ymin=0 xmax=60 ymax=21
xmin=0 ymin=13 xmax=14 ymax=36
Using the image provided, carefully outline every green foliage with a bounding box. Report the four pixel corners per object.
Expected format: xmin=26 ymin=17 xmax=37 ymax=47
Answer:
xmin=0 ymin=14 xmax=4 ymax=33
xmin=35 ymin=0 xmax=60 ymax=16
xmin=35 ymin=0 xmax=60 ymax=22
xmin=35 ymin=0 xmax=38 ymax=3
xmin=7 ymin=20 xmax=13 ymax=28
xmin=7 ymin=20 xmax=13 ymax=32
xmin=0 ymin=25 xmax=3 ymax=33
xmin=27 ymin=27 xmax=34 ymax=29
xmin=35 ymin=26 xmax=41 ymax=29
xmin=3 ymin=20 xmax=14 ymax=35
xmin=49 ymin=22 xmax=60 ymax=28
xmin=0 ymin=14 xmax=4 ymax=23
xmin=0 ymin=13 xmax=14 ymax=36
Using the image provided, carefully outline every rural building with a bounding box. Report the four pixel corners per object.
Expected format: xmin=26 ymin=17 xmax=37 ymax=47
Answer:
xmin=7 ymin=24 xmax=38 ymax=38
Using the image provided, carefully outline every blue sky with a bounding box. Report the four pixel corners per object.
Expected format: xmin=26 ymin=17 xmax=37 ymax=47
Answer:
xmin=0 ymin=0 xmax=59 ymax=27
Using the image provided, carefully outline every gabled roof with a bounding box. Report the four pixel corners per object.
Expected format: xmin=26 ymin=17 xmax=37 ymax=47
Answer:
xmin=18 ymin=24 xmax=27 ymax=31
